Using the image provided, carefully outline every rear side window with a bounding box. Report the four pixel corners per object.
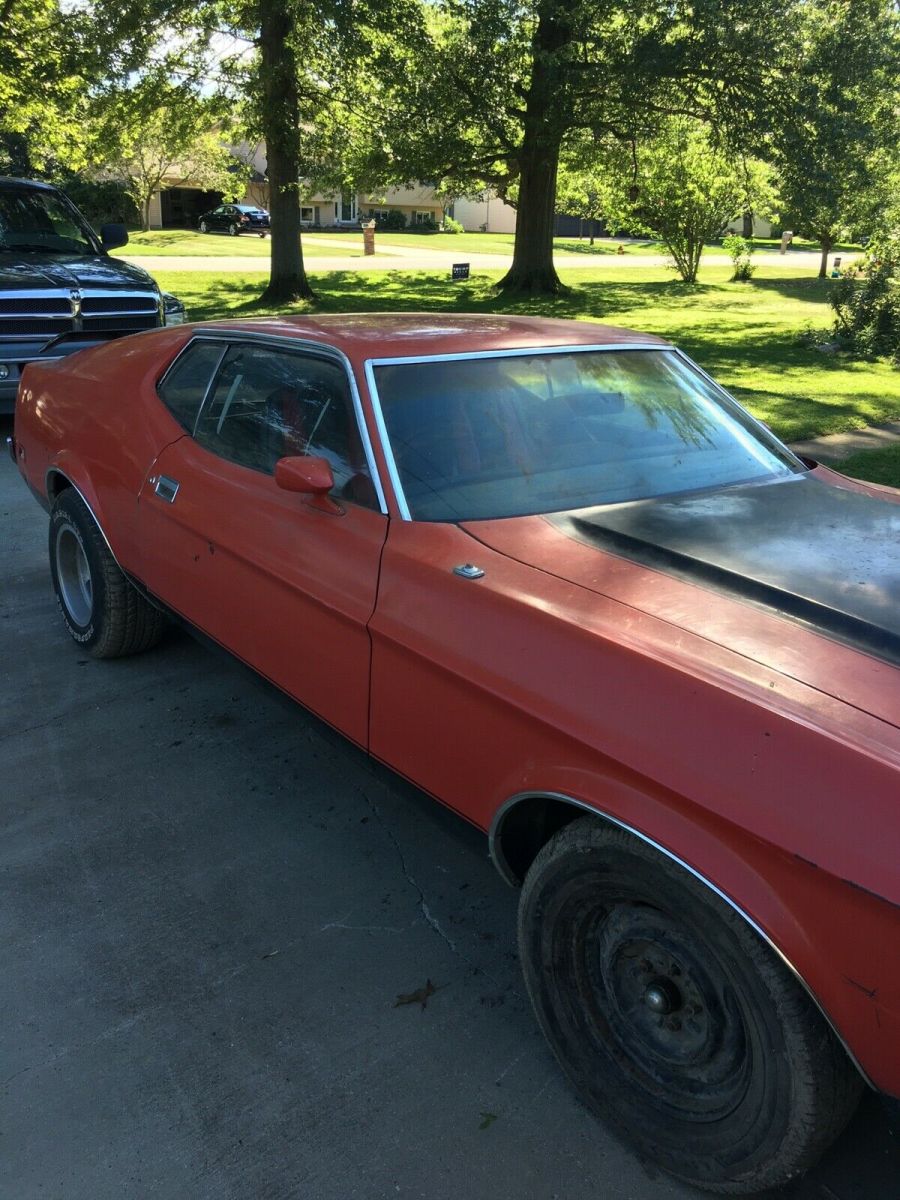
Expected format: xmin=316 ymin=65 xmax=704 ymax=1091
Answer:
xmin=158 ymin=340 xmax=224 ymax=431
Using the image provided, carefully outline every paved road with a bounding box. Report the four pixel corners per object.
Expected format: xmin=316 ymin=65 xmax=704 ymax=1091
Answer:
xmin=1 ymin=416 xmax=896 ymax=1200
xmin=123 ymin=247 xmax=846 ymax=274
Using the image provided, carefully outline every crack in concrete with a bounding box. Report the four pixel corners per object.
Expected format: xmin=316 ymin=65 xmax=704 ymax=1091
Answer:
xmin=358 ymin=788 xmax=458 ymax=953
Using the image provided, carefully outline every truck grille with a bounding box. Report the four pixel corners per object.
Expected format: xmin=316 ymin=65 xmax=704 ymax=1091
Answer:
xmin=0 ymin=318 xmax=71 ymax=335
xmin=0 ymin=291 xmax=160 ymax=340
xmin=82 ymin=296 xmax=160 ymax=315
xmin=0 ymin=297 xmax=70 ymax=314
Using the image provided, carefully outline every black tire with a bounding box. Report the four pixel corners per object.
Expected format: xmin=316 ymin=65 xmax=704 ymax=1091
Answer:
xmin=49 ymin=489 xmax=167 ymax=659
xmin=199 ymin=219 xmax=209 ymax=233
xmin=518 ymin=817 xmax=863 ymax=1194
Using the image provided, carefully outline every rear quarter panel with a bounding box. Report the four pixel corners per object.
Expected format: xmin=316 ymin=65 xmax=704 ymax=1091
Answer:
xmin=15 ymin=329 xmax=191 ymax=571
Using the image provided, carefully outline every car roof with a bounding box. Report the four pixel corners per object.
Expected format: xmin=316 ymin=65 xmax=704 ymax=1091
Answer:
xmin=0 ymin=176 xmax=59 ymax=191
xmin=200 ymin=313 xmax=669 ymax=360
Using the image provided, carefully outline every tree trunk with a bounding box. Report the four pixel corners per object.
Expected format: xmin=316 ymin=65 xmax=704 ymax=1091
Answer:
xmin=742 ymin=211 xmax=753 ymax=239
xmin=259 ymin=0 xmax=313 ymax=304
xmin=142 ymin=194 xmax=151 ymax=232
xmin=818 ymin=234 xmax=833 ymax=279
xmin=497 ymin=3 xmax=570 ymax=295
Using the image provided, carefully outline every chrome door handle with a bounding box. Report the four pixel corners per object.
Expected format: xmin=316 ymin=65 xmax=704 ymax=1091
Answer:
xmin=153 ymin=475 xmax=180 ymax=503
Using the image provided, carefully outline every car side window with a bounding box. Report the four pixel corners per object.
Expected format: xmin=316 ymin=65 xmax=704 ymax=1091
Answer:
xmin=193 ymin=343 xmax=377 ymax=507
xmin=157 ymin=340 xmax=225 ymax=431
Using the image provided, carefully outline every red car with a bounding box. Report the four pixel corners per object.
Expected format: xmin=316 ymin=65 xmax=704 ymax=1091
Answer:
xmin=11 ymin=314 xmax=900 ymax=1194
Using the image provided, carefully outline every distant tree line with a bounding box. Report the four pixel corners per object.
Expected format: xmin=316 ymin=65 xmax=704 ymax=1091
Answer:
xmin=1 ymin=0 xmax=897 ymax=298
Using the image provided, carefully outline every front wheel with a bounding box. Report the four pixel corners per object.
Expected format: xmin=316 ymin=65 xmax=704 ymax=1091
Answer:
xmin=49 ymin=489 xmax=167 ymax=659
xmin=199 ymin=220 xmax=209 ymax=233
xmin=518 ymin=817 xmax=863 ymax=1194
xmin=229 ymin=223 xmax=240 ymax=237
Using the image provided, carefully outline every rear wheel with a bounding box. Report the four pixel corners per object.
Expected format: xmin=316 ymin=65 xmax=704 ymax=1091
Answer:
xmin=229 ymin=222 xmax=240 ymax=236
xmin=199 ymin=219 xmax=209 ymax=233
xmin=49 ymin=489 xmax=167 ymax=659
xmin=518 ymin=817 xmax=863 ymax=1194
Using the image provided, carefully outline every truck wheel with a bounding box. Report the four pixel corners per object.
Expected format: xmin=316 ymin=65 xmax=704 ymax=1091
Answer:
xmin=517 ymin=817 xmax=863 ymax=1194
xmin=49 ymin=490 xmax=166 ymax=659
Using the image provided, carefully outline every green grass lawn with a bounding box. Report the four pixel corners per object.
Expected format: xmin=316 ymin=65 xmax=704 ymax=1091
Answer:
xmin=112 ymin=228 xmax=862 ymax=264
xmin=112 ymin=229 xmax=363 ymax=258
xmin=836 ymin=444 xmax=900 ymax=489
xmin=154 ymin=262 xmax=900 ymax=444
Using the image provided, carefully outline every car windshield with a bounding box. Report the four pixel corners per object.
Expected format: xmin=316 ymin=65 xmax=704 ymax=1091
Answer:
xmin=373 ymin=348 xmax=802 ymax=521
xmin=0 ymin=186 xmax=95 ymax=255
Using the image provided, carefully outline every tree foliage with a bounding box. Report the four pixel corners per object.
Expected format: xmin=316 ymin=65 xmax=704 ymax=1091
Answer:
xmin=602 ymin=121 xmax=776 ymax=282
xmin=95 ymin=77 xmax=243 ymax=229
xmin=370 ymin=0 xmax=805 ymax=293
xmin=772 ymin=0 xmax=900 ymax=277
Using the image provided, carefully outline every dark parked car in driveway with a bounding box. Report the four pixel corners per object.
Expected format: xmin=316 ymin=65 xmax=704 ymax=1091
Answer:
xmin=197 ymin=203 xmax=270 ymax=237
xmin=0 ymin=176 xmax=184 ymax=414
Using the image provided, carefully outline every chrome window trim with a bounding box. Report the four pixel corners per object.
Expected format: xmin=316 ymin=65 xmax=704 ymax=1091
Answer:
xmin=671 ymin=346 xmax=807 ymax=472
xmin=363 ymin=357 xmax=411 ymax=519
xmin=163 ymin=331 xmax=387 ymax=515
xmin=155 ymin=337 xmax=228 ymax=436
xmin=365 ymin=343 xmax=676 ymax=523
xmin=364 ymin=342 xmax=805 ymax=523
xmin=489 ymin=790 xmax=873 ymax=1089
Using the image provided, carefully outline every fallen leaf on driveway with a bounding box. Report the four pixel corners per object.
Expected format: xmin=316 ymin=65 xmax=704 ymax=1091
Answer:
xmin=478 ymin=1112 xmax=498 ymax=1131
xmin=394 ymin=979 xmax=440 ymax=1009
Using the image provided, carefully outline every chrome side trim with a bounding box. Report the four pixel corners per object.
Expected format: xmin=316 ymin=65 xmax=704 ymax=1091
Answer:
xmin=489 ymin=790 xmax=873 ymax=1088
xmin=44 ymin=469 xmax=124 ymax=571
xmin=159 ymin=331 xmax=388 ymax=515
xmin=364 ymin=343 xmax=671 ymax=523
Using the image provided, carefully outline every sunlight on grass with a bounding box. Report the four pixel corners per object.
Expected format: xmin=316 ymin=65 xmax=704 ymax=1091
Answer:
xmin=155 ymin=262 xmax=900 ymax=444
xmin=837 ymin=445 xmax=900 ymax=489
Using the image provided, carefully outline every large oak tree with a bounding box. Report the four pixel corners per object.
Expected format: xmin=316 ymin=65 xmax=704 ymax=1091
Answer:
xmin=376 ymin=0 xmax=805 ymax=294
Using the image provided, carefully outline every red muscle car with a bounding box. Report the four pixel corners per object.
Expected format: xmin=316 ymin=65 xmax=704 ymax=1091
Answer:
xmin=11 ymin=314 xmax=900 ymax=1194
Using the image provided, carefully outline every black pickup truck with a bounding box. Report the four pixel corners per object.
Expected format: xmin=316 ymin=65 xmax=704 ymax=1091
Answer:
xmin=0 ymin=177 xmax=184 ymax=413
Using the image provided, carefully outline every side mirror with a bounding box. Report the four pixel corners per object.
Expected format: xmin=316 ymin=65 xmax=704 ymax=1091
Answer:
xmin=275 ymin=455 xmax=334 ymax=495
xmin=100 ymin=223 xmax=128 ymax=251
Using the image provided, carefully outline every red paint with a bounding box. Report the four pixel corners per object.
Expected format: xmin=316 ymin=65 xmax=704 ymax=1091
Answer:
xmin=14 ymin=314 xmax=900 ymax=1096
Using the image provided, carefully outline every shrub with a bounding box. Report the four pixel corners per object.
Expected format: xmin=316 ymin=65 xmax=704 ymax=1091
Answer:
xmin=722 ymin=234 xmax=755 ymax=281
xmin=829 ymin=257 xmax=900 ymax=361
xmin=442 ymin=216 xmax=464 ymax=234
xmin=57 ymin=177 xmax=139 ymax=228
xmin=367 ymin=208 xmax=408 ymax=231
xmin=413 ymin=214 xmax=439 ymax=233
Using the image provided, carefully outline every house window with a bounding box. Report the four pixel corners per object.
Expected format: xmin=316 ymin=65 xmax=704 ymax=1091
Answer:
xmin=413 ymin=210 xmax=434 ymax=225
xmin=300 ymin=207 xmax=314 ymax=224
xmin=340 ymin=191 xmax=356 ymax=222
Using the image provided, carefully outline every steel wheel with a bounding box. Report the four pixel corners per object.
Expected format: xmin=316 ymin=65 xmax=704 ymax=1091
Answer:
xmin=518 ymin=817 xmax=863 ymax=1193
xmin=49 ymin=489 xmax=167 ymax=658
xmin=54 ymin=520 xmax=93 ymax=627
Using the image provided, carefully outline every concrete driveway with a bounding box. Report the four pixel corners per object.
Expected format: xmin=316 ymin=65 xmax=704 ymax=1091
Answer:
xmin=1 ymin=416 xmax=896 ymax=1200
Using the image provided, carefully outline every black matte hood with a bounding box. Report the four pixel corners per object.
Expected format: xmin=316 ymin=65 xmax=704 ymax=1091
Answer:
xmin=0 ymin=253 xmax=157 ymax=292
xmin=548 ymin=474 xmax=900 ymax=666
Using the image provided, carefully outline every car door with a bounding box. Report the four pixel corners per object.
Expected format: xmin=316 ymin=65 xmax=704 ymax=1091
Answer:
xmin=136 ymin=337 xmax=388 ymax=747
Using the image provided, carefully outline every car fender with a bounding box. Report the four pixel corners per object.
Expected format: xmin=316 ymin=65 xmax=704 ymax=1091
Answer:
xmin=489 ymin=773 xmax=900 ymax=1096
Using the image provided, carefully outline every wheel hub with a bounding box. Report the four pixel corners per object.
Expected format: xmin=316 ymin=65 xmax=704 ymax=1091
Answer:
xmin=585 ymin=903 xmax=748 ymax=1113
